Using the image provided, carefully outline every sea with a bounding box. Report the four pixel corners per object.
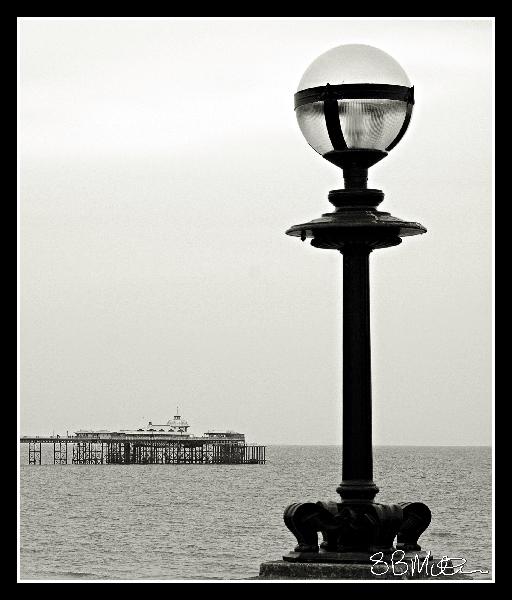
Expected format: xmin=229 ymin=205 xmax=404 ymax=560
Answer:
xmin=19 ymin=445 xmax=492 ymax=581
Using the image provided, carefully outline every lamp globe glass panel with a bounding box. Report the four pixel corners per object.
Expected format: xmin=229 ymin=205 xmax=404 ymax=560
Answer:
xmin=296 ymin=44 xmax=412 ymax=154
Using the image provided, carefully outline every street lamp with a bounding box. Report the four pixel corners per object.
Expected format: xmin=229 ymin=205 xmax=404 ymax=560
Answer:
xmin=283 ymin=45 xmax=431 ymax=564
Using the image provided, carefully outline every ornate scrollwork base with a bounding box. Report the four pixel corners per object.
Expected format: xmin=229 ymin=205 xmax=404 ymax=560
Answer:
xmin=283 ymin=500 xmax=431 ymax=562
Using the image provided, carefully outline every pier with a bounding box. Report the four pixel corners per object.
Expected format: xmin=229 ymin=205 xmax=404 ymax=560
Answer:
xmin=20 ymin=435 xmax=266 ymax=465
xmin=21 ymin=411 xmax=266 ymax=465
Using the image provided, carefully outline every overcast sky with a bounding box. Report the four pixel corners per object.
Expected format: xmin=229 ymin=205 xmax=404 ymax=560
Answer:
xmin=20 ymin=18 xmax=493 ymax=445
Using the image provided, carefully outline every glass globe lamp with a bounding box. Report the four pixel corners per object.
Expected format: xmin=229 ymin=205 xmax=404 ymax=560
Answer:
xmin=295 ymin=44 xmax=414 ymax=186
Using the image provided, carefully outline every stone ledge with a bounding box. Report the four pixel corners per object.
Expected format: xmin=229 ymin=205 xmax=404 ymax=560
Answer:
xmin=258 ymin=560 xmax=474 ymax=581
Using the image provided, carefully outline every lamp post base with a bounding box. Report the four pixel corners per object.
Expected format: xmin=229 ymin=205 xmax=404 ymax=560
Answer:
xmin=283 ymin=500 xmax=431 ymax=558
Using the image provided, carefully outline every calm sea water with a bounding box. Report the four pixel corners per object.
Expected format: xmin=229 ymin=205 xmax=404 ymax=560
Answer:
xmin=19 ymin=446 xmax=492 ymax=580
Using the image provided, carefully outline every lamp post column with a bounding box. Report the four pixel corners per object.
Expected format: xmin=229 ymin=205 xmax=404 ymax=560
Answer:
xmin=337 ymin=243 xmax=379 ymax=502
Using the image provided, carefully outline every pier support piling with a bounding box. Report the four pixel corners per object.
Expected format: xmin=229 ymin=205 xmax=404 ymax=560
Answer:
xmin=23 ymin=437 xmax=265 ymax=465
xmin=28 ymin=441 xmax=41 ymax=465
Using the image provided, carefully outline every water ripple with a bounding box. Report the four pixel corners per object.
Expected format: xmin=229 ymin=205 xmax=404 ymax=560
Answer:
xmin=20 ymin=446 xmax=492 ymax=580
